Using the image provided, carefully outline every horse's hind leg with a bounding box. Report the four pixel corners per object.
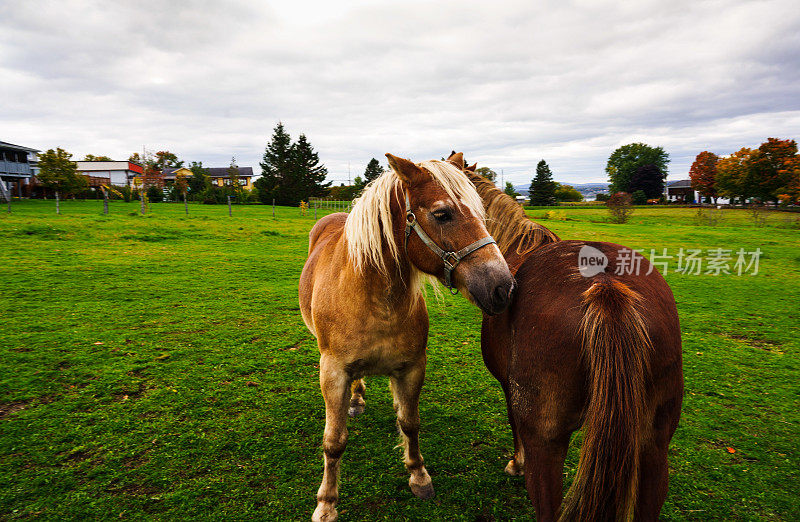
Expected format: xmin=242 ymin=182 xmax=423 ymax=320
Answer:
xmin=390 ymin=356 xmax=434 ymax=499
xmin=636 ymin=396 xmax=680 ymax=521
xmin=313 ymin=354 xmax=351 ymax=522
xmin=636 ymin=442 xmax=669 ymax=522
xmin=348 ymin=378 xmax=366 ymax=417
xmin=517 ymin=419 xmax=570 ymax=522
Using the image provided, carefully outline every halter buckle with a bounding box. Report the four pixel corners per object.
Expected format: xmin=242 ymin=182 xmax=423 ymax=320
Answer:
xmin=442 ymin=252 xmax=459 ymax=271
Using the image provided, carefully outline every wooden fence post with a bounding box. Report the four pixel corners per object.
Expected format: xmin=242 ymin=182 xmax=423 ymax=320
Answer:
xmin=227 ymin=195 xmax=232 ymax=216
xmin=102 ymin=187 xmax=109 ymax=215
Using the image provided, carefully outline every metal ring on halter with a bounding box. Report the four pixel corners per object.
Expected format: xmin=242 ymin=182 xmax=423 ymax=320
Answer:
xmin=403 ymin=191 xmax=496 ymax=294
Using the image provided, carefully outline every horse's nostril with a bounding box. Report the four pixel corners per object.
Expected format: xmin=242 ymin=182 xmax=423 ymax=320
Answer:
xmin=493 ymin=282 xmax=511 ymax=304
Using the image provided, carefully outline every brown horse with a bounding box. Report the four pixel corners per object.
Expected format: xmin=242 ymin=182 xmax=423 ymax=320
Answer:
xmin=299 ymin=153 xmax=514 ymax=522
xmin=460 ymin=158 xmax=683 ymax=522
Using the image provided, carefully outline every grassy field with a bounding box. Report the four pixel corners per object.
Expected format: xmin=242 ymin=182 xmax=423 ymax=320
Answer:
xmin=1 ymin=199 xmax=798 ymax=521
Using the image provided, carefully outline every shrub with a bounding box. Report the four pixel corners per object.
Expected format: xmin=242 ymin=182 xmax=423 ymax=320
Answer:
xmin=632 ymin=190 xmax=647 ymax=205
xmin=543 ymin=210 xmax=568 ymax=221
xmin=147 ymin=185 xmax=164 ymax=203
xmin=595 ymin=193 xmax=610 ymax=202
xmin=201 ymin=186 xmax=227 ymax=205
xmin=606 ymin=192 xmax=634 ymax=224
xmin=116 ymin=185 xmax=132 ymax=202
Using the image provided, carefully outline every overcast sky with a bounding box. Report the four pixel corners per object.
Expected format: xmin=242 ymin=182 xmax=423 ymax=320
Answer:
xmin=2 ymin=0 xmax=799 ymax=185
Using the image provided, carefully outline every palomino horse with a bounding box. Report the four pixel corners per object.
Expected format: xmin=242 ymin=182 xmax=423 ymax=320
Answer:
xmin=299 ymin=154 xmax=514 ymax=522
xmin=458 ymin=157 xmax=683 ymax=522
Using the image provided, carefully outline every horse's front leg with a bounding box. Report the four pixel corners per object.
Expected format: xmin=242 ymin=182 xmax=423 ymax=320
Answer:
xmin=390 ymin=355 xmax=434 ymax=499
xmin=503 ymin=390 xmax=525 ymax=476
xmin=312 ymin=354 xmax=351 ymax=522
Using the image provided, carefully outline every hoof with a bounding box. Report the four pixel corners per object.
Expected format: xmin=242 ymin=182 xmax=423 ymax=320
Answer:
xmin=347 ymin=404 xmax=364 ymax=417
xmin=409 ymin=481 xmax=435 ymax=499
xmin=504 ymin=459 xmax=524 ymax=476
xmin=312 ymin=501 xmax=337 ymax=522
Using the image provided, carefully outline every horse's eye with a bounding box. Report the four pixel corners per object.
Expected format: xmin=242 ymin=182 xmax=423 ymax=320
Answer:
xmin=432 ymin=209 xmax=453 ymax=223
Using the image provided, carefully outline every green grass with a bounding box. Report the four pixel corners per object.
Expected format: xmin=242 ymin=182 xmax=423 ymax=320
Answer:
xmin=1 ymin=200 xmax=798 ymax=520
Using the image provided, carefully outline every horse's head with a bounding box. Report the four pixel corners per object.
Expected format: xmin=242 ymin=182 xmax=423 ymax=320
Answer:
xmin=386 ymin=153 xmax=514 ymax=315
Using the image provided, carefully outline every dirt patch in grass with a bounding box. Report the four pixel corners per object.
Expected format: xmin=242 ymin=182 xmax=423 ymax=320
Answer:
xmin=113 ymin=382 xmax=149 ymax=402
xmin=0 ymin=400 xmax=31 ymax=419
xmin=725 ymin=333 xmax=785 ymax=353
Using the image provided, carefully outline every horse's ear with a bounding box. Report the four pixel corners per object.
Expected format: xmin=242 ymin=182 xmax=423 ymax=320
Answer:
xmin=467 ymin=163 xmax=477 ymax=172
xmin=446 ymin=152 xmax=464 ymax=169
xmin=386 ymin=153 xmax=425 ymax=184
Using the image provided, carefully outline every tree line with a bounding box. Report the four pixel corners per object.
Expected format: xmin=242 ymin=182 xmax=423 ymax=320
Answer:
xmin=689 ymin=138 xmax=800 ymax=205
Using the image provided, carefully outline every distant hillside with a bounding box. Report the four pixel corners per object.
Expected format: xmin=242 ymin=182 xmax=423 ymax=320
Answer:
xmin=513 ymin=182 xmax=609 ymax=198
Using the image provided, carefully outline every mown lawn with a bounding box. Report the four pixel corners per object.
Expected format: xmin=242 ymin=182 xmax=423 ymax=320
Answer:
xmin=1 ymin=199 xmax=798 ymax=520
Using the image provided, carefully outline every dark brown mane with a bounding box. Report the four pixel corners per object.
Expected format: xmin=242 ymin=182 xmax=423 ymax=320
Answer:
xmin=466 ymin=171 xmax=560 ymax=258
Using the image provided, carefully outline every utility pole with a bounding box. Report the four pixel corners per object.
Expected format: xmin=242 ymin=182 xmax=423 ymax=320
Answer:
xmin=348 ymin=162 xmax=351 ymax=185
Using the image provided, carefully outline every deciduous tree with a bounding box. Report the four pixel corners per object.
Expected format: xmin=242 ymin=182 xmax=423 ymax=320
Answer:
xmin=716 ymin=148 xmax=756 ymax=205
xmin=154 ymin=151 xmax=183 ymax=170
xmin=749 ymin=138 xmax=798 ymax=204
xmin=188 ymin=161 xmax=210 ymax=199
xmin=37 ymin=147 xmax=87 ymax=199
xmin=554 ymin=183 xmax=583 ymax=202
xmin=630 ymin=163 xmax=665 ymax=199
xmin=83 ymin=154 xmax=113 ymax=161
xmin=475 ymin=167 xmax=497 ymax=183
xmin=689 ymin=151 xmax=719 ymax=203
xmin=606 ymin=143 xmax=669 ymax=193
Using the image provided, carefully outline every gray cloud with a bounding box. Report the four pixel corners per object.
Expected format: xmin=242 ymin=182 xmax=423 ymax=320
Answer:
xmin=2 ymin=0 xmax=799 ymax=185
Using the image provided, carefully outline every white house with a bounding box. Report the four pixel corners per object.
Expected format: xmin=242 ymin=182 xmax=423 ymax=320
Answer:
xmin=75 ymin=161 xmax=143 ymax=186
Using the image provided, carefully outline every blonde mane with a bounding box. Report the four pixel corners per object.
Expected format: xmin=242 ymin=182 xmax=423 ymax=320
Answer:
xmin=344 ymin=160 xmax=486 ymax=283
xmin=467 ymin=172 xmax=560 ymax=257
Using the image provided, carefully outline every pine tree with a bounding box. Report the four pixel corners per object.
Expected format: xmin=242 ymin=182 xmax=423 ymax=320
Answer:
xmin=256 ymin=122 xmax=295 ymax=205
xmin=363 ymin=158 xmax=384 ymax=183
xmin=291 ymin=134 xmax=330 ymax=202
xmin=529 ymin=160 xmax=557 ymax=206
xmin=504 ymin=181 xmax=519 ymax=197
xmin=227 ymin=156 xmax=246 ymax=202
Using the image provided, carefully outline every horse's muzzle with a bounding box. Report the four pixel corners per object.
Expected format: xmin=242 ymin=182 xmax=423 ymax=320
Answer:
xmin=466 ymin=265 xmax=515 ymax=316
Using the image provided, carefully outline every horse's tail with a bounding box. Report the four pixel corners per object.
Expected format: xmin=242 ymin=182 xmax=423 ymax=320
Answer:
xmin=560 ymin=276 xmax=652 ymax=522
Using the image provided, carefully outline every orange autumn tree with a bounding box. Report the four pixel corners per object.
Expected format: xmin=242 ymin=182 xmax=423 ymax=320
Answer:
xmin=779 ymin=155 xmax=800 ymax=204
xmin=689 ymin=151 xmax=719 ymax=204
xmin=749 ymin=138 xmax=799 ymax=204
xmin=716 ymin=148 xmax=756 ymax=205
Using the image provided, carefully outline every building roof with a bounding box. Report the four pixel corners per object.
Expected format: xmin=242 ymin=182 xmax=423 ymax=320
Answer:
xmin=0 ymin=141 xmax=40 ymax=153
xmin=75 ymin=160 xmax=139 ymax=171
xmin=163 ymin=166 xmax=254 ymax=178
xmin=667 ymin=179 xmax=692 ymax=189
